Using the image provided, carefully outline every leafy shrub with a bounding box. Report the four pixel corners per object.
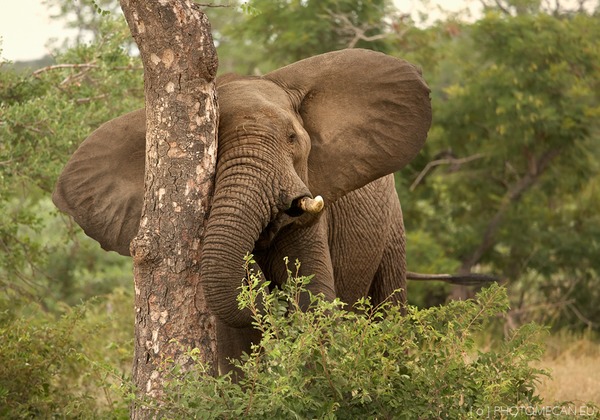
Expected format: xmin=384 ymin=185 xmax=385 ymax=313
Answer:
xmin=0 ymin=289 xmax=132 ymax=419
xmin=1 ymin=15 xmax=140 ymax=315
xmin=150 ymin=258 xmax=550 ymax=419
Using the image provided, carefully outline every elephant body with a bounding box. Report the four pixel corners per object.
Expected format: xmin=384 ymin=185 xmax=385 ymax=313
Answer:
xmin=217 ymin=174 xmax=406 ymax=373
xmin=328 ymin=175 xmax=407 ymax=306
xmin=255 ymin=174 xmax=406 ymax=306
xmin=52 ymin=49 xmax=431 ymax=374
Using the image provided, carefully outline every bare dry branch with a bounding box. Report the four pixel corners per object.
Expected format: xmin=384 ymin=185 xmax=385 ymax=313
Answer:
xmin=32 ymin=63 xmax=99 ymax=77
xmin=568 ymin=303 xmax=598 ymax=328
xmin=326 ymin=10 xmax=407 ymax=49
xmin=75 ymin=94 xmax=109 ymax=104
xmin=33 ymin=62 xmax=142 ymax=78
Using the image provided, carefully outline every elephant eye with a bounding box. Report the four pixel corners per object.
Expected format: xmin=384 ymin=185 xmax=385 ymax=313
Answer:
xmin=287 ymin=132 xmax=297 ymax=143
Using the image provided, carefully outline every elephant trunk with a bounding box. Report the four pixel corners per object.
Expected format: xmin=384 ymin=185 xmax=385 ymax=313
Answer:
xmin=200 ymin=175 xmax=271 ymax=328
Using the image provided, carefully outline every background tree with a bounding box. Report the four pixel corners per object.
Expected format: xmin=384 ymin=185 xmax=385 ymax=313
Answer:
xmin=235 ymin=0 xmax=395 ymax=71
xmin=1 ymin=16 xmax=141 ymax=415
xmin=44 ymin=0 xmax=266 ymax=75
xmin=400 ymin=3 xmax=600 ymax=327
xmin=1 ymin=17 xmax=140 ymax=312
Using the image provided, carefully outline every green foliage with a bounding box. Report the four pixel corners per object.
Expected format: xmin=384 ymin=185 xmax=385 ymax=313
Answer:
xmin=235 ymin=0 xmax=394 ymax=71
xmin=1 ymin=21 xmax=137 ymax=415
xmin=149 ymin=258 xmax=549 ymax=419
xmin=1 ymin=17 xmax=141 ymax=191
xmin=1 ymin=16 xmax=138 ymax=311
xmin=202 ymin=1 xmax=271 ymax=75
xmin=0 ymin=288 xmax=133 ymax=418
xmin=90 ymin=0 xmax=113 ymax=17
xmin=400 ymin=8 xmax=600 ymax=328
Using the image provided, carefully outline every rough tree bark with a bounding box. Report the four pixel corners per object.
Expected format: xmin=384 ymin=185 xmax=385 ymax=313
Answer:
xmin=118 ymin=0 xmax=219 ymax=417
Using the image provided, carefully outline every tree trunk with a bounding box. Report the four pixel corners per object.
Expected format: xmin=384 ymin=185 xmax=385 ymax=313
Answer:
xmin=118 ymin=1 xmax=219 ymax=417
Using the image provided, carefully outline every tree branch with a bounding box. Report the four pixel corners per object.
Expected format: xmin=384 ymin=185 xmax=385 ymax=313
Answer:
xmin=407 ymin=271 xmax=500 ymax=285
xmin=493 ymin=0 xmax=512 ymax=14
xmin=410 ymin=153 xmax=485 ymax=191
xmin=568 ymin=302 xmax=598 ymax=328
xmin=460 ymin=148 xmax=561 ymax=272
xmin=32 ymin=63 xmax=98 ymax=76
xmin=33 ymin=62 xmax=142 ymax=76
xmin=32 ymin=62 xmax=143 ymax=88
xmin=327 ymin=10 xmax=406 ymax=49
xmin=478 ymin=0 xmax=512 ymax=14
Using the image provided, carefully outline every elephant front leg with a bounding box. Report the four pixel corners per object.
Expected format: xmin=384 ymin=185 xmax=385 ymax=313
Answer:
xmin=256 ymin=216 xmax=336 ymax=309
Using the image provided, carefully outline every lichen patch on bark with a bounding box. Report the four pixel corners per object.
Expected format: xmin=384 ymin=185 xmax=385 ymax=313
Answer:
xmin=150 ymin=53 xmax=161 ymax=66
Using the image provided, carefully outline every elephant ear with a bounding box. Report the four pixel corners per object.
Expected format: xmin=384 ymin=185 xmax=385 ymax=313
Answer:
xmin=52 ymin=109 xmax=146 ymax=256
xmin=265 ymin=48 xmax=432 ymax=203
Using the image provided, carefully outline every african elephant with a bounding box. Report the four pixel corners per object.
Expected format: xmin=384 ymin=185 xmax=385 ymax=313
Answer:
xmin=52 ymin=49 xmax=432 ymax=373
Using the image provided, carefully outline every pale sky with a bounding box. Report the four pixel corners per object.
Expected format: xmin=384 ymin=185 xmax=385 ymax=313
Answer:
xmin=0 ymin=0 xmax=76 ymax=61
xmin=0 ymin=0 xmax=476 ymax=62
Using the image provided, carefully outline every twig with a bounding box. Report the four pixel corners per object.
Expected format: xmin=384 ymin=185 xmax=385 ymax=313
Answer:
xmin=196 ymin=3 xmax=233 ymax=7
xmin=75 ymin=94 xmax=109 ymax=104
xmin=33 ymin=63 xmax=99 ymax=77
xmin=327 ymin=10 xmax=405 ymax=49
xmin=33 ymin=63 xmax=142 ymax=77
xmin=409 ymin=153 xmax=485 ymax=191
xmin=568 ymin=303 xmax=598 ymax=328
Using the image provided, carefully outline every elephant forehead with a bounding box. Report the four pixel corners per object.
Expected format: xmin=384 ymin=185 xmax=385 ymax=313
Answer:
xmin=218 ymin=79 xmax=293 ymax=118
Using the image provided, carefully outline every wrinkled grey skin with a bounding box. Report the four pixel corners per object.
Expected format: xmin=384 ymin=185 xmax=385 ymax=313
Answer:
xmin=52 ymin=49 xmax=432 ymax=373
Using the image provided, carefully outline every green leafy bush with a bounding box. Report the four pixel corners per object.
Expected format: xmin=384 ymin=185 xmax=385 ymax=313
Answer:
xmin=150 ymin=258 xmax=550 ymax=419
xmin=0 ymin=289 xmax=133 ymax=418
xmin=1 ymin=16 xmax=140 ymax=314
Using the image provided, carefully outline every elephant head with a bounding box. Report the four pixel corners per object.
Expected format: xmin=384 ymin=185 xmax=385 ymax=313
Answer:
xmin=52 ymin=49 xmax=431 ymax=328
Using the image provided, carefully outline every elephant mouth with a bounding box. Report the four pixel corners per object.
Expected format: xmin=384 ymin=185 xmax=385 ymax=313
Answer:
xmin=284 ymin=198 xmax=306 ymax=218
xmin=255 ymin=215 xmax=288 ymax=250
xmin=255 ymin=195 xmax=322 ymax=250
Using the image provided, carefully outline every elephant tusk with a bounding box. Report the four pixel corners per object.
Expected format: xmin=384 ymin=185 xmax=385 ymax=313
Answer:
xmin=299 ymin=195 xmax=324 ymax=214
